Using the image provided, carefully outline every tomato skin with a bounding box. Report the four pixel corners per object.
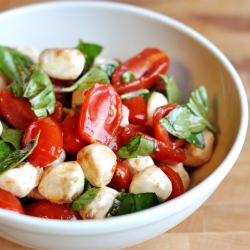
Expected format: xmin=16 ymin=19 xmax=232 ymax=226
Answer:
xmin=123 ymin=96 xmax=147 ymax=125
xmin=61 ymin=115 xmax=87 ymax=155
xmin=22 ymin=117 xmax=63 ymax=167
xmin=153 ymin=103 xmax=185 ymax=149
xmin=25 ymin=200 xmax=80 ymax=220
xmin=109 ymin=162 xmax=132 ymax=191
xmin=111 ymin=48 xmax=169 ymax=94
xmin=79 ymin=84 xmax=122 ymax=145
xmin=0 ymin=90 xmax=37 ymax=130
xmin=50 ymin=101 xmax=64 ymax=123
xmin=158 ymin=165 xmax=184 ymax=199
xmin=0 ymin=188 xmax=24 ymax=214
xmin=108 ymin=126 xmax=124 ymax=153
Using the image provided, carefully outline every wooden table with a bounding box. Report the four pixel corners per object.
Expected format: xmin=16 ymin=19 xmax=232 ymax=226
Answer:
xmin=0 ymin=0 xmax=249 ymax=249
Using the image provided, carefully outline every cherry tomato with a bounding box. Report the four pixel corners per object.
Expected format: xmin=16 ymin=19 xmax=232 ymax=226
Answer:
xmin=112 ymin=48 xmax=169 ymax=94
xmin=50 ymin=101 xmax=64 ymax=123
xmin=22 ymin=117 xmax=63 ymax=167
xmin=109 ymin=162 xmax=132 ymax=191
xmin=158 ymin=164 xmax=184 ymax=199
xmin=61 ymin=115 xmax=87 ymax=155
xmin=25 ymin=200 xmax=80 ymax=220
xmin=0 ymin=90 xmax=37 ymax=130
xmin=79 ymin=84 xmax=122 ymax=145
xmin=123 ymin=96 xmax=147 ymax=125
xmin=153 ymin=103 xmax=185 ymax=148
xmin=0 ymin=188 xmax=24 ymax=214
xmin=51 ymin=78 xmax=75 ymax=87
xmin=108 ymin=126 xmax=124 ymax=153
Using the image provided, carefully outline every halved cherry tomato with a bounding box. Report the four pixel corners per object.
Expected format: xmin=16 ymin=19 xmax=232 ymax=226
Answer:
xmin=0 ymin=90 xmax=37 ymax=130
xmin=109 ymin=162 xmax=132 ymax=191
xmin=50 ymin=101 xmax=64 ymax=123
xmin=25 ymin=200 xmax=80 ymax=220
xmin=61 ymin=115 xmax=87 ymax=154
xmin=0 ymin=188 xmax=24 ymax=214
xmin=158 ymin=164 xmax=184 ymax=199
xmin=108 ymin=126 xmax=124 ymax=153
xmin=123 ymin=96 xmax=147 ymax=125
xmin=153 ymin=103 xmax=185 ymax=149
xmin=111 ymin=48 xmax=169 ymax=94
xmin=79 ymin=84 xmax=122 ymax=145
xmin=22 ymin=117 xmax=63 ymax=167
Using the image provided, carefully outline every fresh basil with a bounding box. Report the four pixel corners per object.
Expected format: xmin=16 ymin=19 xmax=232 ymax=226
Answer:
xmin=160 ymin=75 xmax=182 ymax=103
xmin=69 ymin=187 xmax=100 ymax=210
xmin=117 ymin=135 xmax=156 ymax=159
xmin=122 ymin=70 xmax=135 ymax=83
xmin=186 ymin=132 xmax=205 ymax=149
xmin=76 ymin=40 xmax=103 ymax=72
xmin=0 ymin=133 xmax=39 ymax=175
xmin=0 ymin=140 xmax=14 ymax=162
xmin=97 ymin=61 xmax=119 ymax=78
xmin=61 ymin=67 xmax=110 ymax=93
xmin=121 ymin=89 xmax=150 ymax=100
xmin=23 ymin=65 xmax=56 ymax=117
xmin=1 ymin=128 xmax=23 ymax=150
xmin=108 ymin=192 xmax=159 ymax=216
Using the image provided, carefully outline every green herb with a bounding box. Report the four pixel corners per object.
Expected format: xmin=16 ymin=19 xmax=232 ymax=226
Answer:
xmin=108 ymin=192 xmax=159 ymax=216
xmin=0 ymin=140 xmax=14 ymax=162
xmin=121 ymin=89 xmax=150 ymax=100
xmin=61 ymin=67 xmax=110 ymax=93
xmin=1 ymin=128 xmax=23 ymax=150
xmin=76 ymin=40 xmax=103 ymax=72
xmin=23 ymin=65 xmax=56 ymax=117
xmin=69 ymin=187 xmax=100 ymax=210
xmin=0 ymin=133 xmax=40 ymax=175
xmin=160 ymin=75 xmax=182 ymax=103
xmin=117 ymin=135 xmax=156 ymax=159
xmin=186 ymin=132 xmax=205 ymax=149
xmin=97 ymin=61 xmax=118 ymax=78
xmin=122 ymin=70 xmax=136 ymax=83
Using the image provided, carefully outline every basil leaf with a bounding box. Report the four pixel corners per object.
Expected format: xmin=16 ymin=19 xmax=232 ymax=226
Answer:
xmin=121 ymin=89 xmax=150 ymax=100
xmin=122 ymin=71 xmax=135 ymax=83
xmin=69 ymin=187 xmax=100 ymax=210
xmin=97 ymin=61 xmax=118 ymax=78
xmin=76 ymin=40 xmax=103 ymax=72
xmin=186 ymin=132 xmax=205 ymax=149
xmin=1 ymin=128 xmax=23 ymax=150
xmin=160 ymin=75 xmax=182 ymax=103
xmin=117 ymin=135 xmax=156 ymax=159
xmin=61 ymin=67 xmax=110 ymax=93
xmin=0 ymin=140 xmax=14 ymax=162
xmin=108 ymin=192 xmax=159 ymax=216
xmin=0 ymin=133 xmax=39 ymax=175
xmin=23 ymin=65 xmax=56 ymax=117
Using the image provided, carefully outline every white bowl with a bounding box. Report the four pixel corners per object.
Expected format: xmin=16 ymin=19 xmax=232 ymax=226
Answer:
xmin=0 ymin=2 xmax=248 ymax=250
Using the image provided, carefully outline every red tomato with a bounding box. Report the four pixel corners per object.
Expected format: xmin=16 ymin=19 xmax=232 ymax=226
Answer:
xmin=108 ymin=126 xmax=124 ymax=153
xmin=111 ymin=48 xmax=169 ymax=94
xmin=79 ymin=84 xmax=122 ymax=145
xmin=22 ymin=117 xmax=63 ymax=167
xmin=0 ymin=90 xmax=37 ymax=130
xmin=61 ymin=115 xmax=87 ymax=155
xmin=25 ymin=200 xmax=80 ymax=220
xmin=109 ymin=162 xmax=132 ymax=191
xmin=51 ymin=78 xmax=75 ymax=87
xmin=123 ymin=96 xmax=147 ymax=125
xmin=50 ymin=101 xmax=64 ymax=123
xmin=158 ymin=165 xmax=184 ymax=199
xmin=0 ymin=188 xmax=24 ymax=214
xmin=153 ymin=103 xmax=185 ymax=149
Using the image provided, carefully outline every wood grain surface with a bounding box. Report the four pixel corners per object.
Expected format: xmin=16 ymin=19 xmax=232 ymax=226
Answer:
xmin=0 ymin=0 xmax=249 ymax=249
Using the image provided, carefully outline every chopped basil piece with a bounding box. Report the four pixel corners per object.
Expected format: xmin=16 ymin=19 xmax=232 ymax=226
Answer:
xmin=69 ymin=187 xmax=100 ymax=210
xmin=160 ymin=75 xmax=182 ymax=103
xmin=122 ymin=70 xmax=135 ymax=83
xmin=186 ymin=132 xmax=205 ymax=149
xmin=0 ymin=140 xmax=14 ymax=162
xmin=121 ymin=89 xmax=150 ymax=100
xmin=108 ymin=192 xmax=159 ymax=216
xmin=117 ymin=135 xmax=156 ymax=159
xmin=97 ymin=61 xmax=119 ymax=78
xmin=1 ymin=127 xmax=23 ymax=150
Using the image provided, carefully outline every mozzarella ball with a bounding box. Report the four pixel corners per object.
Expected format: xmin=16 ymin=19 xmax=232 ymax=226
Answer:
xmin=129 ymin=166 xmax=172 ymax=201
xmin=120 ymin=105 xmax=130 ymax=127
xmin=38 ymin=161 xmax=84 ymax=203
xmin=77 ymin=144 xmax=116 ymax=187
xmin=169 ymin=163 xmax=190 ymax=191
xmin=123 ymin=155 xmax=154 ymax=175
xmin=79 ymin=186 xmax=118 ymax=219
xmin=39 ymin=48 xmax=85 ymax=80
xmin=17 ymin=47 xmax=39 ymax=63
xmin=0 ymin=162 xmax=43 ymax=198
xmin=147 ymin=91 xmax=168 ymax=126
xmin=184 ymin=130 xmax=215 ymax=167
xmin=0 ymin=121 xmax=3 ymax=137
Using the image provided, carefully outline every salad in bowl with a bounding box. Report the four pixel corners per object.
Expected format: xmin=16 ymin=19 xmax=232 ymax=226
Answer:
xmin=0 ymin=40 xmax=216 ymax=220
